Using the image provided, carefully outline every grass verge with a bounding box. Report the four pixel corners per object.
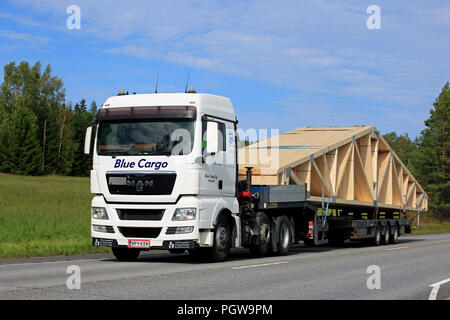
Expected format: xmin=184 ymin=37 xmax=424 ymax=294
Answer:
xmin=410 ymin=214 xmax=450 ymax=235
xmin=0 ymin=173 xmax=109 ymax=259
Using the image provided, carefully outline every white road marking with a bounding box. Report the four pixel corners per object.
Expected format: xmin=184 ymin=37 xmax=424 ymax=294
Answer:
xmin=232 ymin=261 xmax=288 ymax=270
xmin=430 ymin=278 xmax=450 ymax=287
xmin=385 ymin=246 xmax=409 ymax=251
xmin=429 ymin=286 xmax=440 ymax=300
xmin=428 ymin=278 xmax=450 ymax=300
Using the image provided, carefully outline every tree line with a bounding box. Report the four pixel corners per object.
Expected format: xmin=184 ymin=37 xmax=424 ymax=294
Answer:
xmin=382 ymin=82 xmax=449 ymax=220
xmin=0 ymin=61 xmax=448 ymax=219
xmin=0 ymin=61 xmax=95 ymax=176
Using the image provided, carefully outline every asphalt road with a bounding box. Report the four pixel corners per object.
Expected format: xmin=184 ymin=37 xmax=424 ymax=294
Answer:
xmin=0 ymin=233 xmax=449 ymax=300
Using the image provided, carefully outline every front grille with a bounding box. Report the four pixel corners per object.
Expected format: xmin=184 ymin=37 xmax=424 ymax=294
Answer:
xmin=117 ymin=209 xmax=164 ymax=221
xmin=118 ymin=227 xmax=162 ymax=238
xmin=106 ymin=172 xmax=176 ymax=195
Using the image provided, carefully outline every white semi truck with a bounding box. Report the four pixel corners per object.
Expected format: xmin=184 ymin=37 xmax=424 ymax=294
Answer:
xmin=84 ymin=91 xmax=420 ymax=262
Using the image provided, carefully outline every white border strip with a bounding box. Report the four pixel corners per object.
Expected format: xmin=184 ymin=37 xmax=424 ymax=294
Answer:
xmin=430 ymin=278 xmax=450 ymax=288
xmin=385 ymin=246 xmax=409 ymax=251
xmin=232 ymin=261 xmax=288 ymax=270
xmin=428 ymin=278 xmax=450 ymax=300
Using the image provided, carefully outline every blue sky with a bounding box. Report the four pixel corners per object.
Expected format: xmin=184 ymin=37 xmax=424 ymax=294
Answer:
xmin=0 ymin=0 xmax=449 ymax=137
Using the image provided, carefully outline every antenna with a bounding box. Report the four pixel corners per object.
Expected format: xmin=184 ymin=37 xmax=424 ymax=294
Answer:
xmin=155 ymin=72 xmax=159 ymax=93
xmin=184 ymin=69 xmax=191 ymax=93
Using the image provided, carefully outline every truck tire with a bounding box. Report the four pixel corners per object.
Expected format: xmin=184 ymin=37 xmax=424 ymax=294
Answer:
xmin=390 ymin=224 xmax=399 ymax=244
xmin=249 ymin=212 xmax=272 ymax=256
xmin=112 ymin=247 xmax=140 ymax=261
xmin=209 ymin=215 xmax=231 ymax=262
xmin=381 ymin=224 xmax=391 ymax=245
xmin=277 ymin=216 xmax=291 ymax=256
xmin=370 ymin=224 xmax=382 ymax=246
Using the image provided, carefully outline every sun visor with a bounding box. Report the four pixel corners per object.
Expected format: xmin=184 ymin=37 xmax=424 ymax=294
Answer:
xmin=96 ymin=106 xmax=196 ymax=121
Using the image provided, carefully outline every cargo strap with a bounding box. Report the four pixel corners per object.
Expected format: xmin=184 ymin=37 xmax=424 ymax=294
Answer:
xmin=321 ymin=182 xmax=330 ymax=227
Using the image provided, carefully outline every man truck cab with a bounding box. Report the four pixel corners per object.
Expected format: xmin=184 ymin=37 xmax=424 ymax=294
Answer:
xmin=85 ymin=92 xmax=240 ymax=261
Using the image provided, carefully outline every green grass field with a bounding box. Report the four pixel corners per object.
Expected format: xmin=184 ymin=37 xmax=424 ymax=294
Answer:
xmin=0 ymin=173 xmax=109 ymax=259
xmin=410 ymin=215 xmax=450 ymax=235
xmin=0 ymin=174 xmax=449 ymax=259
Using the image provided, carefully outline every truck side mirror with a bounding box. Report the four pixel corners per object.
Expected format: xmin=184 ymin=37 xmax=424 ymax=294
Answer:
xmin=206 ymin=121 xmax=219 ymax=154
xmin=84 ymin=126 xmax=93 ymax=155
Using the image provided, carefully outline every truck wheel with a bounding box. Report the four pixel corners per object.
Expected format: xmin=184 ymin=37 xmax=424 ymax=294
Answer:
xmin=381 ymin=224 xmax=391 ymax=245
xmin=277 ymin=216 xmax=291 ymax=256
xmin=370 ymin=224 xmax=382 ymax=246
xmin=390 ymin=224 xmax=399 ymax=244
xmin=249 ymin=212 xmax=272 ymax=256
xmin=209 ymin=215 xmax=231 ymax=262
xmin=112 ymin=247 xmax=140 ymax=261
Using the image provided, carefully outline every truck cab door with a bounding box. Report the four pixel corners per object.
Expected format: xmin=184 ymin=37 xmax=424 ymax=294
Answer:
xmin=200 ymin=119 xmax=236 ymax=196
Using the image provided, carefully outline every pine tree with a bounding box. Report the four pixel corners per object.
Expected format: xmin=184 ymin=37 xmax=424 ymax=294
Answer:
xmin=383 ymin=132 xmax=417 ymax=168
xmin=71 ymin=99 xmax=95 ymax=176
xmin=89 ymin=101 xmax=98 ymax=115
xmin=57 ymin=103 xmax=76 ymax=175
xmin=0 ymin=107 xmax=42 ymax=175
xmin=412 ymin=82 xmax=450 ymax=219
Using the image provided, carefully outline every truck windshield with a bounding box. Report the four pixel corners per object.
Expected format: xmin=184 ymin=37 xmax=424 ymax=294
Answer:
xmin=97 ymin=119 xmax=195 ymax=156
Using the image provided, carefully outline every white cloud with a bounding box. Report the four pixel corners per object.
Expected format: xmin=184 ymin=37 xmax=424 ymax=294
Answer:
xmin=0 ymin=30 xmax=50 ymax=44
xmin=7 ymin=0 xmax=450 ymax=136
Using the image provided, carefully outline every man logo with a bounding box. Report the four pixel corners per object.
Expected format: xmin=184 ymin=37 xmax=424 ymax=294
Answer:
xmin=136 ymin=180 xmax=144 ymax=192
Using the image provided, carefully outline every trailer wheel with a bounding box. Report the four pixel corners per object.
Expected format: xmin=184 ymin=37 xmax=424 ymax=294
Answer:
xmin=111 ymin=247 xmax=140 ymax=261
xmin=249 ymin=212 xmax=272 ymax=256
xmin=277 ymin=216 xmax=291 ymax=256
xmin=381 ymin=224 xmax=391 ymax=245
xmin=390 ymin=224 xmax=399 ymax=244
xmin=209 ymin=214 xmax=231 ymax=262
xmin=370 ymin=224 xmax=382 ymax=246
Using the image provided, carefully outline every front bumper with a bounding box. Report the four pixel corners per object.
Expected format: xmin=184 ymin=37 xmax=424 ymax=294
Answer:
xmin=92 ymin=237 xmax=197 ymax=250
xmin=90 ymin=195 xmax=202 ymax=248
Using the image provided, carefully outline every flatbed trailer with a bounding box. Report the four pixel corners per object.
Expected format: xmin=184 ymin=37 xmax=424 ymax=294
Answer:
xmin=236 ymin=168 xmax=412 ymax=252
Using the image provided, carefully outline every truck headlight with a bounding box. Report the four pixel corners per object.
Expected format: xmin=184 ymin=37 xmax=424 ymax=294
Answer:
xmin=172 ymin=208 xmax=196 ymax=221
xmin=92 ymin=207 xmax=109 ymax=220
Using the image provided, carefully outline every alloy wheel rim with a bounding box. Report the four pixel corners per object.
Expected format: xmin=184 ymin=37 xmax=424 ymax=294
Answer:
xmin=281 ymin=224 xmax=289 ymax=248
xmin=216 ymin=225 xmax=228 ymax=253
